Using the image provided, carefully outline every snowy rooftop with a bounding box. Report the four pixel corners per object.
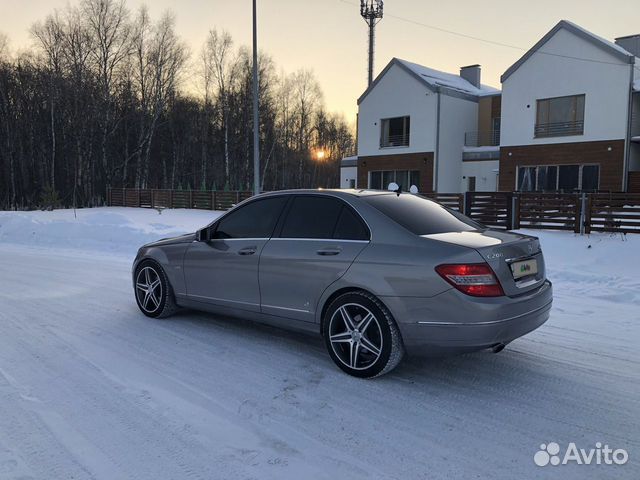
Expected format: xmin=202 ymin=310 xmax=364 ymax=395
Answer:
xmin=397 ymin=58 xmax=500 ymax=97
xmin=562 ymin=20 xmax=635 ymax=58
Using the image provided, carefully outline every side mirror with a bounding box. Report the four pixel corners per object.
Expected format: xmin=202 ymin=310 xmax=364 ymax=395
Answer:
xmin=195 ymin=228 xmax=207 ymax=242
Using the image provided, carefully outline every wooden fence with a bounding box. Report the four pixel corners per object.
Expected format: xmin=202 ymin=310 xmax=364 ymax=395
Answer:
xmin=585 ymin=193 xmax=640 ymax=234
xmin=107 ymin=188 xmax=640 ymax=234
xmin=516 ymin=193 xmax=582 ymax=233
xmin=108 ymin=188 xmax=253 ymax=211
xmin=464 ymin=192 xmax=513 ymax=229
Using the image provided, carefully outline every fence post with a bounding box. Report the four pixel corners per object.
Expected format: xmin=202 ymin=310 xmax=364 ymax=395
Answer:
xmin=169 ymin=190 xmax=174 ymax=209
xmin=512 ymin=194 xmax=520 ymax=230
xmin=189 ymin=190 xmax=193 ymax=209
xmin=579 ymin=193 xmax=586 ymax=235
xmin=506 ymin=193 xmax=514 ymax=230
xmin=463 ymin=191 xmax=472 ymax=216
xmin=584 ymin=194 xmax=592 ymax=234
xmin=236 ymin=191 xmax=240 ymax=204
xmin=151 ymin=189 xmax=155 ymax=209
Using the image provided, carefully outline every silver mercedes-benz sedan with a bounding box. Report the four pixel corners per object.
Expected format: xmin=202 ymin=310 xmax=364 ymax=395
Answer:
xmin=132 ymin=189 xmax=552 ymax=378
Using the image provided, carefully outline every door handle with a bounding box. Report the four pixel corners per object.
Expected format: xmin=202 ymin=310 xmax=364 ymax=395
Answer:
xmin=238 ymin=246 xmax=257 ymax=255
xmin=316 ymin=248 xmax=341 ymax=256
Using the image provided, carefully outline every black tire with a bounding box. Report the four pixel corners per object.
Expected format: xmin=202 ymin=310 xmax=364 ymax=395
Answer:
xmin=133 ymin=259 xmax=179 ymax=318
xmin=323 ymin=291 xmax=405 ymax=378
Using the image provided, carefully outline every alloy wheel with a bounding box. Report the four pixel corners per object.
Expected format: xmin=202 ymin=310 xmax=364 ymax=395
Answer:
xmin=328 ymin=303 xmax=383 ymax=370
xmin=135 ymin=266 xmax=163 ymax=314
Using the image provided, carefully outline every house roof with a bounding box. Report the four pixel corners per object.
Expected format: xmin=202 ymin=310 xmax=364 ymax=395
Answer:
xmin=501 ymin=20 xmax=636 ymax=83
xmin=357 ymin=57 xmax=500 ymax=105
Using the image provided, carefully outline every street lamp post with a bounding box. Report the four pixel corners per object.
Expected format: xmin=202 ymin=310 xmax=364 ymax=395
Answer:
xmin=252 ymin=0 xmax=260 ymax=195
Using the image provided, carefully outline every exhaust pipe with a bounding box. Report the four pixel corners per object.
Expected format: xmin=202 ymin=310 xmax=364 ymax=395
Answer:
xmin=491 ymin=343 xmax=507 ymax=354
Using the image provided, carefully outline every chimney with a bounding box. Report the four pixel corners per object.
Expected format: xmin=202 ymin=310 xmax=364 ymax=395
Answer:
xmin=615 ymin=34 xmax=640 ymax=57
xmin=460 ymin=64 xmax=481 ymax=89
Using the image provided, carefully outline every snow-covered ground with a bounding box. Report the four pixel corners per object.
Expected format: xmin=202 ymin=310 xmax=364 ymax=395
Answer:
xmin=0 ymin=207 xmax=638 ymax=480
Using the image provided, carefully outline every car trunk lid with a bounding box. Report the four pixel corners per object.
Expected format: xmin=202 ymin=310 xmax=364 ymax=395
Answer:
xmin=421 ymin=230 xmax=546 ymax=296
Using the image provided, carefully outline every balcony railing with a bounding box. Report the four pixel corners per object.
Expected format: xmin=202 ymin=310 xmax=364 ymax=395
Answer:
xmin=464 ymin=130 xmax=500 ymax=147
xmin=380 ymin=134 xmax=410 ymax=148
xmin=534 ymin=120 xmax=584 ymax=138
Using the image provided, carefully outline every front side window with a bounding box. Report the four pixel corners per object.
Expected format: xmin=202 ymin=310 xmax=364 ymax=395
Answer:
xmin=380 ymin=116 xmax=410 ymax=147
xmin=364 ymin=193 xmax=481 ymax=235
xmin=212 ymin=196 xmax=287 ymax=239
xmin=535 ymin=94 xmax=585 ymax=138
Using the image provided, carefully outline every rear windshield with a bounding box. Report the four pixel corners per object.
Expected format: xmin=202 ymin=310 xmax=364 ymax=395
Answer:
xmin=364 ymin=194 xmax=483 ymax=235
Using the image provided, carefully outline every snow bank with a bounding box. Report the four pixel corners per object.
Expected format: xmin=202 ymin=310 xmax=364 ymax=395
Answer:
xmin=519 ymin=228 xmax=640 ymax=307
xmin=0 ymin=207 xmax=222 ymax=258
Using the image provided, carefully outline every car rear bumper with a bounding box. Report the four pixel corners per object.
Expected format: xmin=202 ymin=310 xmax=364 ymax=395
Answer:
xmin=384 ymin=280 xmax=553 ymax=356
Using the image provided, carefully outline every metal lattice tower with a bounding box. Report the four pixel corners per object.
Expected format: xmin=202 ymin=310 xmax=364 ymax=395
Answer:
xmin=360 ymin=0 xmax=384 ymax=87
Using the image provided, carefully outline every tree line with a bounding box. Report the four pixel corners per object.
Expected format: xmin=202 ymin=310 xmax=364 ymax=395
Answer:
xmin=0 ymin=0 xmax=355 ymax=210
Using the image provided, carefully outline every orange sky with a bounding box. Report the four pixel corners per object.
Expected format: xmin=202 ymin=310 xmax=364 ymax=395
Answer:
xmin=1 ymin=0 xmax=638 ymax=125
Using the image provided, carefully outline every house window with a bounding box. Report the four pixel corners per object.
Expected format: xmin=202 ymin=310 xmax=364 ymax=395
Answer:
xmin=380 ymin=116 xmax=410 ymax=147
xmin=535 ymin=94 xmax=585 ymax=138
xmin=516 ymin=164 xmax=599 ymax=192
xmin=369 ymin=170 xmax=420 ymax=190
xmin=536 ymin=166 xmax=558 ymax=191
xmin=581 ymin=165 xmax=600 ymax=191
xmin=558 ymin=165 xmax=580 ymax=190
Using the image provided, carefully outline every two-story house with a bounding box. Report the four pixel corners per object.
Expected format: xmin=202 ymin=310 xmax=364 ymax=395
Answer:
xmin=499 ymin=20 xmax=640 ymax=192
xmin=354 ymin=58 xmax=500 ymax=193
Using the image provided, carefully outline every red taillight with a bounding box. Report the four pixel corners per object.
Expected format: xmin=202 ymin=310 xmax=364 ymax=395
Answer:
xmin=435 ymin=263 xmax=504 ymax=297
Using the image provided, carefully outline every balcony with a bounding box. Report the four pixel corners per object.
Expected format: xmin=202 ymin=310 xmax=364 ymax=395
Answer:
xmin=380 ymin=134 xmax=410 ymax=148
xmin=534 ymin=120 xmax=584 ymax=138
xmin=464 ymin=130 xmax=500 ymax=147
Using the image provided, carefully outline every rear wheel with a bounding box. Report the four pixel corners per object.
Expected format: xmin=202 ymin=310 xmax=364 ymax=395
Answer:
xmin=323 ymin=291 xmax=404 ymax=378
xmin=134 ymin=260 xmax=178 ymax=318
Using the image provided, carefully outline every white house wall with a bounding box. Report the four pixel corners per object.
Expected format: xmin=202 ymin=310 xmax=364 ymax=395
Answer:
xmin=357 ymin=64 xmax=437 ymax=157
xmin=436 ymin=94 xmax=478 ymax=192
xmin=501 ymin=27 xmax=632 ymax=147
xmin=340 ymin=166 xmax=358 ymax=188
xmin=461 ymin=160 xmax=499 ymax=191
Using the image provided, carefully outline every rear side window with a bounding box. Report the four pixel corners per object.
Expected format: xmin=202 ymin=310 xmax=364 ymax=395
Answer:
xmin=364 ymin=194 xmax=482 ymax=235
xmin=333 ymin=206 xmax=369 ymax=240
xmin=213 ymin=196 xmax=287 ymax=239
xmin=280 ymin=196 xmax=343 ymax=239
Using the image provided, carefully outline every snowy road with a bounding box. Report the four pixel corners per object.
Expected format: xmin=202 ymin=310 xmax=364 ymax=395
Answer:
xmin=0 ymin=208 xmax=639 ymax=479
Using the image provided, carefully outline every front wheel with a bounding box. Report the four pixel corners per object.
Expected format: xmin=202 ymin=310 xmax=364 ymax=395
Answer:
xmin=323 ymin=291 xmax=405 ymax=378
xmin=134 ymin=260 xmax=178 ymax=318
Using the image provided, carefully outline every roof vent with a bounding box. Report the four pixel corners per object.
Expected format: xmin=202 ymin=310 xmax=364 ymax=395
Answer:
xmin=460 ymin=64 xmax=481 ymax=89
xmin=615 ymin=34 xmax=640 ymax=57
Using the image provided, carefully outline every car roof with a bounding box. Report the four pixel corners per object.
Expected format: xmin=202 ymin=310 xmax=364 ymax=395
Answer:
xmin=259 ymin=189 xmax=396 ymax=199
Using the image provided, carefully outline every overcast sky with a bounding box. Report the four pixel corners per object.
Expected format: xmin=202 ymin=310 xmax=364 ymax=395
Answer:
xmin=1 ymin=0 xmax=638 ymax=123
